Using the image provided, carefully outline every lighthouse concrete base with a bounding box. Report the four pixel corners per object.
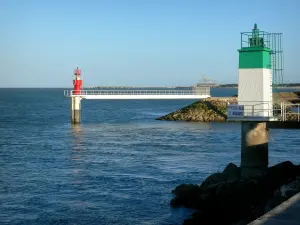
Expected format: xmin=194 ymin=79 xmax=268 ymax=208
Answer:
xmin=241 ymin=121 xmax=269 ymax=178
xmin=71 ymin=97 xmax=81 ymax=124
xmin=72 ymin=110 xmax=81 ymax=124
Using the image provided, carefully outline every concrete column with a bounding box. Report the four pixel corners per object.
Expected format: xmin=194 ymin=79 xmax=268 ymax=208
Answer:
xmin=72 ymin=96 xmax=81 ymax=124
xmin=241 ymin=122 xmax=269 ymax=178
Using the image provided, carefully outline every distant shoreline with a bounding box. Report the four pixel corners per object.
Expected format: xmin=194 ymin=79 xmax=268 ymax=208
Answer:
xmin=276 ymin=86 xmax=300 ymax=89
xmin=215 ymin=86 xmax=300 ymax=89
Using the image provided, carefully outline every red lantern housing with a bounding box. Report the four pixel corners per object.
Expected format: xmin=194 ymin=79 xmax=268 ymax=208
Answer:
xmin=73 ymin=67 xmax=83 ymax=95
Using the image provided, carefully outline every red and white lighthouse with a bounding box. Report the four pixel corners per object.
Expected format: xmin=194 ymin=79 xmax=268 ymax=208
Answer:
xmin=73 ymin=67 xmax=83 ymax=95
xmin=72 ymin=67 xmax=82 ymax=124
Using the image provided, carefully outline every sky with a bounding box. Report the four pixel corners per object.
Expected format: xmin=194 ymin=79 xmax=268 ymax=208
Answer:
xmin=0 ymin=0 xmax=299 ymax=87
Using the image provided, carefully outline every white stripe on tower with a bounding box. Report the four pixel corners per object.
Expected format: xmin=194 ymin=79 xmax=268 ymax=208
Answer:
xmin=238 ymin=68 xmax=272 ymax=117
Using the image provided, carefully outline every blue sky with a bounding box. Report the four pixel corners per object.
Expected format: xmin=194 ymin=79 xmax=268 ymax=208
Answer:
xmin=0 ymin=0 xmax=299 ymax=87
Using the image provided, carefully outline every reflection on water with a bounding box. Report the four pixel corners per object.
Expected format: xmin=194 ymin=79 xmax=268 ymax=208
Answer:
xmin=71 ymin=124 xmax=88 ymax=189
xmin=71 ymin=124 xmax=86 ymax=166
xmin=72 ymin=124 xmax=83 ymax=138
xmin=72 ymin=124 xmax=84 ymax=151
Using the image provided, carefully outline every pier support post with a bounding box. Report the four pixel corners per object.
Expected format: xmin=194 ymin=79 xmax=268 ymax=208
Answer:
xmin=72 ymin=96 xmax=81 ymax=124
xmin=241 ymin=122 xmax=269 ymax=178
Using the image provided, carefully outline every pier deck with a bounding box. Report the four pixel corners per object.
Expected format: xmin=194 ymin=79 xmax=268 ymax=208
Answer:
xmin=64 ymin=89 xmax=210 ymax=100
xmin=249 ymin=192 xmax=300 ymax=225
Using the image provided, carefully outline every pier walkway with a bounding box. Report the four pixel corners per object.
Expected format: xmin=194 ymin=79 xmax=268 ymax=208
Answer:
xmin=64 ymin=88 xmax=210 ymax=100
xmin=249 ymin=192 xmax=300 ymax=225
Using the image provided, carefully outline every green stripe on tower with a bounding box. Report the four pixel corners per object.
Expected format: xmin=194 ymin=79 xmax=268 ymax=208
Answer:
xmin=238 ymin=47 xmax=272 ymax=69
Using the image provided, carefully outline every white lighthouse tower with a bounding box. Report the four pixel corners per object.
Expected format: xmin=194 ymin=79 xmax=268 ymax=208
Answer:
xmin=238 ymin=23 xmax=273 ymax=119
xmin=235 ymin=24 xmax=284 ymax=178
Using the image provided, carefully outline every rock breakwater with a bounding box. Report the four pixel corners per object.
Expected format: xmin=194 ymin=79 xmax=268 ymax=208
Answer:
xmin=157 ymin=97 xmax=237 ymax=122
xmin=171 ymin=161 xmax=300 ymax=225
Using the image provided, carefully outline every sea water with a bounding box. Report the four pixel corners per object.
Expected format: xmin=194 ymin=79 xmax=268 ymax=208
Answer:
xmin=0 ymin=88 xmax=299 ymax=225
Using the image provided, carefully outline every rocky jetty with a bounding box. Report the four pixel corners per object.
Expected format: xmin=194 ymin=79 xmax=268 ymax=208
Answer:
xmin=157 ymin=97 xmax=237 ymax=122
xmin=157 ymin=92 xmax=300 ymax=122
xmin=171 ymin=161 xmax=300 ymax=225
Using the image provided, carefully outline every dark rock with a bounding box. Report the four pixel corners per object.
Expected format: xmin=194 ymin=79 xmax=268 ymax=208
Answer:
xmin=296 ymin=164 xmax=300 ymax=176
xmin=183 ymin=211 xmax=204 ymax=225
xmin=264 ymin=195 xmax=287 ymax=214
xmin=171 ymin=184 xmax=199 ymax=195
xmin=285 ymin=190 xmax=298 ymax=198
xmin=199 ymin=172 xmax=227 ymax=191
xmin=198 ymin=192 xmax=211 ymax=202
xmin=170 ymin=184 xmax=203 ymax=209
xmin=223 ymin=163 xmax=240 ymax=182
xmin=251 ymin=204 xmax=266 ymax=220
xmin=170 ymin=161 xmax=299 ymax=225
xmin=231 ymin=220 xmax=248 ymax=225
xmin=289 ymin=180 xmax=300 ymax=191
xmin=223 ymin=162 xmax=238 ymax=173
xmin=262 ymin=161 xmax=297 ymax=193
xmin=183 ymin=210 xmax=238 ymax=225
xmin=196 ymin=179 xmax=262 ymax=223
xmin=280 ymin=180 xmax=300 ymax=198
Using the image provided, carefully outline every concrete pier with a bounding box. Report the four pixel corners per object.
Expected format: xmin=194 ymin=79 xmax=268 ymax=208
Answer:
xmin=72 ymin=96 xmax=81 ymax=124
xmin=241 ymin=122 xmax=269 ymax=178
xmin=249 ymin=192 xmax=300 ymax=225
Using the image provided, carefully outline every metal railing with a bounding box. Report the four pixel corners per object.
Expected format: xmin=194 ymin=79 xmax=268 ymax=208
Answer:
xmin=281 ymin=102 xmax=300 ymax=122
xmin=239 ymin=101 xmax=273 ymax=117
xmin=64 ymin=89 xmax=211 ymax=97
xmin=228 ymin=101 xmax=300 ymax=122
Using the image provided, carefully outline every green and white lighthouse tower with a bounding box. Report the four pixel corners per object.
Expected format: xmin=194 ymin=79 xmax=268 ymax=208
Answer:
xmin=238 ymin=24 xmax=283 ymax=119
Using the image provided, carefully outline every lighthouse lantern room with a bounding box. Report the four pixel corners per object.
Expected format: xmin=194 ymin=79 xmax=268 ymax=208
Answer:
xmin=73 ymin=67 xmax=83 ymax=95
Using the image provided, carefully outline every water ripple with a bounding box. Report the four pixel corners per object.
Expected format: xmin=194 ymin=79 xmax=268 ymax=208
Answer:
xmin=0 ymin=89 xmax=299 ymax=225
